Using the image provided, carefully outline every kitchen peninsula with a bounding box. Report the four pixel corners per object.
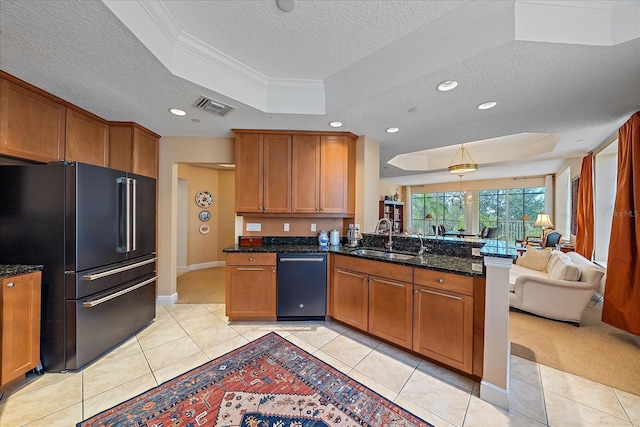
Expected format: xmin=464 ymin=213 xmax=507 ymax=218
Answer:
xmin=224 ymin=234 xmax=516 ymax=380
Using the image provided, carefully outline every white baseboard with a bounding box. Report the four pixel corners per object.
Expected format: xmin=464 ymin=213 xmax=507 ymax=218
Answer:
xmin=183 ymin=261 xmax=226 ymax=271
xmin=156 ymin=293 xmax=178 ymax=306
xmin=480 ymin=380 xmax=510 ymax=410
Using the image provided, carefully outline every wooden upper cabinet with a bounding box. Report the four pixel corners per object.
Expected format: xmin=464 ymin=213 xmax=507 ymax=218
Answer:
xmin=319 ymin=135 xmax=352 ymax=214
xmin=292 ymin=134 xmax=355 ymax=214
xmin=234 ymin=129 xmax=355 ymax=216
xmin=65 ymin=108 xmax=109 ymax=167
xmin=234 ymin=131 xmax=291 ymax=213
xmin=263 ymin=134 xmax=292 ymax=213
xmin=235 ymin=132 xmax=263 ymax=213
xmin=0 ymin=76 xmax=66 ymax=162
xmin=291 ymin=134 xmax=320 ymax=213
xmin=109 ymin=122 xmax=159 ymax=178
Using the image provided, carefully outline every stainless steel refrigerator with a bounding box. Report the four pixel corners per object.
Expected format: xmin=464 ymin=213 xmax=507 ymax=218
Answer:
xmin=0 ymin=161 xmax=157 ymax=371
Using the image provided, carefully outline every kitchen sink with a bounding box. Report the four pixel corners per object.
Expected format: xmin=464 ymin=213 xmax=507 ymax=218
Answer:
xmin=350 ymin=249 xmax=415 ymax=261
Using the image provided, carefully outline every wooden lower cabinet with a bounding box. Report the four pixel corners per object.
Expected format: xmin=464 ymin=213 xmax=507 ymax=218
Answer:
xmin=332 ymin=255 xmax=413 ymax=346
xmin=332 ymin=268 xmax=368 ymax=331
xmin=368 ymin=276 xmax=413 ymax=349
xmin=331 ymin=254 xmax=480 ymax=375
xmin=1 ymin=271 xmax=41 ymax=387
xmin=413 ymin=269 xmax=474 ymax=373
xmin=225 ymin=253 xmax=276 ymax=320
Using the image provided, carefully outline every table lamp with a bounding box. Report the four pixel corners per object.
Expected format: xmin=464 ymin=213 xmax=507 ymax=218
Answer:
xmin=533 ymin=213 xmax=554 ymax=240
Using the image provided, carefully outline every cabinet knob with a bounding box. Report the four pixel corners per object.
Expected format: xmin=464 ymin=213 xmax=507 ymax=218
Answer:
xmin=438 ymin=278 xmax=444 ymax=283
xmin=414 ymin=289 xmax=418 ymax=294
xmin=263 ymin=207 xmax=267 ymax=211
xmin=272 ymin=269 xmax=276 ymax=273
xmin=248 ymin=257 xmax=254 ymax=261
xmin=316 ymin=207 xmax=320 ymax=211
xmin=6 ymin=282 xmax=14 ymax=288
xmin=320 ymin=207 xmax=324 ymax=211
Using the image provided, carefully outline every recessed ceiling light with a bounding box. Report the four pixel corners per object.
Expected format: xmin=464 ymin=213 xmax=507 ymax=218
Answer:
xmin=169 ymin=108 xmax=187 ymax=116
xmin=329 ymin=121 xmax=343 ymax=128
xmin=477 ymin=101 xmax=497 ymax=110
xmin=437 ymin=80 xmax=458 ymax=92
xmin=386 ymin=127 xmax=399 ymax=133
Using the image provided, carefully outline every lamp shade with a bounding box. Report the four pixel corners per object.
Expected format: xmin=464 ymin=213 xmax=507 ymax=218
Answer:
xmin=519 ymin=214 xmax=530 ymax=221
xmin=534 ymin=213 xmax=554 ymax=228
xmin=425 ymin=213 xmax=434 ymax=219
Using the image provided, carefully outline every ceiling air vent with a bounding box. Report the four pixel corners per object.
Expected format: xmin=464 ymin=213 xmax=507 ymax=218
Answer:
xmin=192 ymin=96 xmax=236 ymax=117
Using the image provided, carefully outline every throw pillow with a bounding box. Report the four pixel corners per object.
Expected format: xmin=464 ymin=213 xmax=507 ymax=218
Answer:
xmin=516 ymin=246 xmax=553 ymax=271
xmin=548 ymin=256 xmax=582 ymax=281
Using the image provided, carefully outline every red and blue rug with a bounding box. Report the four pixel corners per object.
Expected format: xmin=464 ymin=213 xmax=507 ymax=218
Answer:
xmin=78 ymin=332 xmax=433 ymax=426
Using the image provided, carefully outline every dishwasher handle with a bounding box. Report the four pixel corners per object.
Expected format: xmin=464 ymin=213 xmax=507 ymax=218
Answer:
xmin=279 ymin=257 xmax=325 ymax=262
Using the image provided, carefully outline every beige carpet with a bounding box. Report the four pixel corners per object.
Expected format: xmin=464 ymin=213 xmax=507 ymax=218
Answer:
xmin=510 ymin=299 xmax=640 ymax=395
xmin=177 ymin=267 xmax=226 ymax=304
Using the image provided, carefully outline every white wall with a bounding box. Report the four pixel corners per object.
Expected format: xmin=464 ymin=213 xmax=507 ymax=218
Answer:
xmin=356 ymin=135 xmax=380 ymax=233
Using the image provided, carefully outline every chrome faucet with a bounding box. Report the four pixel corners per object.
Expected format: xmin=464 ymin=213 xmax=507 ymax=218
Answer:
xmin=375 ymin=218 xmax=394 ymax=251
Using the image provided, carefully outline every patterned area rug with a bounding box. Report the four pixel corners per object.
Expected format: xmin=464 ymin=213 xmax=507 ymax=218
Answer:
xmin=78 ymin=332 xmax=432 ymax=427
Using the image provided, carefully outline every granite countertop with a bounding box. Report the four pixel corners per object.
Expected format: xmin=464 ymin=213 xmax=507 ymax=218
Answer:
xmin=224 ymin=243 xmax=485 ymax=277
xmin=0 ymin=264 xmax=44 ymax=278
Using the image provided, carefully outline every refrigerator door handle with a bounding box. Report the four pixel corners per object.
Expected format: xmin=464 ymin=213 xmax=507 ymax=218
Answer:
xmin=130 ymin=177 xmax=137 ymax=252
xmin=117 ymin=177 xmax=128 ymax=253
xmin=82 ymin=276 xmax=157 ymax=308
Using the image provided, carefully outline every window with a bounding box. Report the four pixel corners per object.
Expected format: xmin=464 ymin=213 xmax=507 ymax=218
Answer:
xmin=412 ymin=192 xmax=464 ymax=234
xmin=477 ymin=187 xmax=545 ymax=240
xmin=412 ymin=186 xmax=545 ymax=240
xmin=594 ymin=140 xmax=618 ymax=265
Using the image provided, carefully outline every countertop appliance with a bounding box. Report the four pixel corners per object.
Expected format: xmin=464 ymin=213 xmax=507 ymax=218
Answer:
xmin=0 ymin=162 xmax=157 ymax=371
xmin=276 ymin=253 xmax=327 ymax=320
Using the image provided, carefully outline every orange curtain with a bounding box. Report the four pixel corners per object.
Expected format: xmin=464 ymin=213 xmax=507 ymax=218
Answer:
xmin=602 ymin=112 xmax=640 ymax=335
xmin=575 ymin=153 xmax=594 ymax=259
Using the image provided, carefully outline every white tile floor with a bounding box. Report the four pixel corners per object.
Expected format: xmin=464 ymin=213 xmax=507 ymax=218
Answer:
xmin=1 ymin=303 xmax=639 ymax=426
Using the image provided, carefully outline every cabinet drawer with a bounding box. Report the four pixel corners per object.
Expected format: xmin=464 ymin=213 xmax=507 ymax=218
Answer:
xmin=334 ymin=255 xmax=412 ymax=283
xmin=226 ymin=253 xmax=276 ymax=266
xmin=413 ymin=268 xmax=473 ymax=296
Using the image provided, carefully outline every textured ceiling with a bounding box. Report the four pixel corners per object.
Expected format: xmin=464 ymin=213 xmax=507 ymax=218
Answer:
xmin=1 ymin=0 xmax=639 ymax=185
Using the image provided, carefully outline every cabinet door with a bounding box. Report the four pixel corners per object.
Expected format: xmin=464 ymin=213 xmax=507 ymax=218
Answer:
xmin=225 ymin=266 xmax=276 ymax=319
xmin=0 ymin=77 xmax=65 ymax=162
xmin=319 ymin=135 xmax=349 ymax=214
xmin=292 ymin=134 xmax=320 ymax=213
xmin=132 ymin=127 xmax=159 ymax=178
xmin=262 ymin=134 xmax=291 ymax=213
xmin=1 ymin=272 xmax=41 ymax=386
xmin=65 ymin=108 xmax=109 ymax=167
xmin=332 ymin=268 xmax=368 ymax=331
xmin=413 ymin=285 xmax=474 ymax=373
xmin=235 ymin=133 xmax=263 ymax=213
xmin=368 ymin=276 xmax=413 ymax=349
xmin=109 ymin=125 xmax=133 ymax=172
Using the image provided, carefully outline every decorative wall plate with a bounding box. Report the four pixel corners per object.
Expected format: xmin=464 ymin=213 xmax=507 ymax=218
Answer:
xmin=199 ymin=224 xmax=210 ymax=235
xmin=195 ymin=191 xmax=213 ymax=208
xmin=199 ymin=210 xmax=211 ymax=222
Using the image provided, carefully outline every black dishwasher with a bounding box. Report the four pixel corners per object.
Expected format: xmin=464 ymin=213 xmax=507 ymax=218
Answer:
xmin=276 ymin=253 xmax=327 ymax=320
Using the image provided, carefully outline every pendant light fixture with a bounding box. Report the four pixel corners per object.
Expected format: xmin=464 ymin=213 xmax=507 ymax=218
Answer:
xmin=448 ymin=144 xmax=477 ymax=173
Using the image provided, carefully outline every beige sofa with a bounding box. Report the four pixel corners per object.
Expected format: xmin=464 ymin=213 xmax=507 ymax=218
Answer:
xmin=509 ymin=248 xmax=605 ymax=325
